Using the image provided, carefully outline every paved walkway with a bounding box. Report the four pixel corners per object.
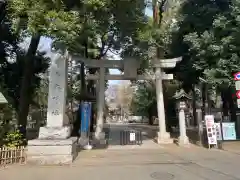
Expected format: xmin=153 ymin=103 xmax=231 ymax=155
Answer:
xmin=1 ymin=145 xmax=240 ymax=180
xmin=221 ymin=141 xmax=240 ymax=154
xmin=2 ymin=124 xmax=240 ymax=180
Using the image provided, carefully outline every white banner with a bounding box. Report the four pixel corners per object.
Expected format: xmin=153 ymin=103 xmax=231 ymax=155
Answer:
xmin=205 ymin=115 xmax=217 ymax=145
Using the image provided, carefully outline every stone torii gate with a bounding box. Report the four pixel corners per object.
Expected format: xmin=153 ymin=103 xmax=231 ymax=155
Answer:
xmin=27 ymin=52 xmax=181 ymax=165
xmin=72 ymin=55 xmax=182 ymax=144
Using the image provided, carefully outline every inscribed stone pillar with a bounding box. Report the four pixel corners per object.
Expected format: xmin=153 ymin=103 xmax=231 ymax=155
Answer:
xmin=155 ymin=67 xmax=172 ymax=144
xmin=178 ymin=109 xmax=189 ymax=146
xmin=27 ymin=52 xmax=78 ymax=165
xmin=38 ymin=52 xmax=71 ymax=139
xmin=95 ymin=66 xmax=105 ymax=140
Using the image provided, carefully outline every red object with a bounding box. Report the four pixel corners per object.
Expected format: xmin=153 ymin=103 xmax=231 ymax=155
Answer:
xmin=236 ymin=90 xmax=240 ymax=98
xmin=234 ymin=72 xmax=240 ymax=80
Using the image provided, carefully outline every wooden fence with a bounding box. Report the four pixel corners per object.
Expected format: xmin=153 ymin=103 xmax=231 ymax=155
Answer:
xmin=0 ymin=146 xmax=26 ymax=166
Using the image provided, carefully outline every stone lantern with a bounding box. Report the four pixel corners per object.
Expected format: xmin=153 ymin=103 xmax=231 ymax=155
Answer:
xmin=173 ymin=89 xmax=192 ymax=146
xmin=0 ymin=92 xmax=8 ymax=121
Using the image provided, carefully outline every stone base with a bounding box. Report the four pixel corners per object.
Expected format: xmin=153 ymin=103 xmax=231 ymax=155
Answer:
xmin=157 ymin=132 xmax=173 ymax=144
xmin=94 ymin=132 xmax=106 ymax=145
xmin=178 ymin=136 xmax=190 ymax=146
xmin=27 ymin=137 xmax=78 ymax=165
xmin=38 ymin=126 xmax=71 ymax=139
xmin=78 ymin=136 xmax=90 ymax=147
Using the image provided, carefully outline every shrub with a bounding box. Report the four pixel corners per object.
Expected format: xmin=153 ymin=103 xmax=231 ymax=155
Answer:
xmin=3 ymin=130 xmax=25 ymax=148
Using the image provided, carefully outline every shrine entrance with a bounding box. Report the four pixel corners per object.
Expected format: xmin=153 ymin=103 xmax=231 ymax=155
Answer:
xmin=27 ymin=52 xmax=181 ymax=164
xmin=72 ymin=55 xmax=182 ymax=146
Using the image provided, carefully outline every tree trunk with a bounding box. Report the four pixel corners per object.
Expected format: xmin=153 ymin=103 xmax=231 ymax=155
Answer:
xmin=148 ymin=107 xmax=153 ymax=125
xmin=221 ymin=89 xmax=229 ymax=117
xmin=18 ymin=34 xmax=41 ymax=134
xmin=227 ymin=87 xmax=236 ymax=122
xmin=0 ymin=1 xmax=6 ymax=24
xmin=80 ymin=62 xmax=85 ymax=94
xmin=201 ymin=83 xmax=206 ymax=119
xmin=192 ymin=85 xmax=197 ymax=126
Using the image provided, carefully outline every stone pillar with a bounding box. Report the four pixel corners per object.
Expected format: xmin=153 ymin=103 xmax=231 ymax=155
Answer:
xmin=95 ymin=66 xmax=105 ymax=141
xmin=178 ymin=109 xmax=189 ymax=146
xmin=27 ymin=52 xmax=78 ymax=165
xmin=155 ymin=67 xmax=172 ymax=144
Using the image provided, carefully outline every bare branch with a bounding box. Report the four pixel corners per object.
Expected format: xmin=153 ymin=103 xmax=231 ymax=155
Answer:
xmin=97 ymin=31 xmax=116 ymax=59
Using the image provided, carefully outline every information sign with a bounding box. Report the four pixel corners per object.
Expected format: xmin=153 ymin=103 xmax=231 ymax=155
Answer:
xmin=215 ymin=122 xmax=236 ymax=140
xmin=205 ymin=115 xmax=217 ymax=145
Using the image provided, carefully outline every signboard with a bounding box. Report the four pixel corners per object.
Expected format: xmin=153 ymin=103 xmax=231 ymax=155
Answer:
xmin=236 ymin=91 xmax=240 ymax=99
xmin=215 ymin=123 xmax=222 ymax=140
xmin=124 ymin=58 xmax=139 ymax=79
xmin=234 ymin=72 xmax=240 ymax=81
xmin=222 ymin=122 xmax=236 ymax=140
xmin=237 ymin=99 xmax=240 ymax=108
xmin=130 ymin=132 xmax=136 ymax=141
xmin=80 ymin=102 xmax=92 ymax=133
xmin=235 ymin=74 xmax=240 ymax=108
xmin=215 ymin=122 xmax=236 ymax=140
xmin=205 ymin=115 xmax=217 ymax=145
xmin=179 ymin=101 xmax=186 ymax=109
xmin=235 ymin=81 xmax=240 ymax=90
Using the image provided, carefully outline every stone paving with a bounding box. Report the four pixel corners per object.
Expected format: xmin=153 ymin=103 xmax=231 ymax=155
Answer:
xmin=221 ymin=141 xmax=240 ymax=154
xmin=2 ymin=124 xmax=240 ymax=180
xmin=1 ymin=145 xmax=240 ymax=180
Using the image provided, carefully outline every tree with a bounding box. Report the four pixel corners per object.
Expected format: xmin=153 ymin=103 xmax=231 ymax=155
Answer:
xmin=7 ymin=0 xmax=81 ymax=128
xmin=56 ymin=0 xmax=147 ymax=90
xmin=5 ymin=0 xmax=148 ymax=129
xmin=129 ymin=0 xmax=180 ymax=125
xmin=171 ymin=0 xmax=231 ymax=91
xmin=116 ymin=82 xmax=134 ymax=118
xmin=131 ymin=80 xmax=178 ymax=125
xmin=183 ymin=0 xmax=240 ymax=119
xmin=0 ymin=2 xmax=50 ymax=110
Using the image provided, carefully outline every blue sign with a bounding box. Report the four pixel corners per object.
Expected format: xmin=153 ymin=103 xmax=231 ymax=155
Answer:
xmin=79 ymin=102 xmax=92 ymax=133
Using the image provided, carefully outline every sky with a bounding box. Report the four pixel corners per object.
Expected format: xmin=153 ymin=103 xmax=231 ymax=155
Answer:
xmin=35 ymin=6 xmax=153 ymax=85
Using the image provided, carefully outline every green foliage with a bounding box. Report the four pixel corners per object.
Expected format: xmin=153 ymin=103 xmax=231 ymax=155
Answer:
xmin=51 ymin=0 xmax=148 ymax=59
xmin=3 ymin=130 xmax=25 ymax=148
xmin=0 ymin=1 xmax=50 ymax=111
xmin=7 ymin=0 xmax=81 ymax=38
xmin=131 ymin=81 xmax=156 ymax=115
xmin=131 ymin=80 xmax=179 ymax=124
xmin=0 ymin=50 xmax=50 ymax=110
xmin=183 ymin=0 xmax=240 ymax=87
xmin=171 ymin=0 xmax=231 ymax=90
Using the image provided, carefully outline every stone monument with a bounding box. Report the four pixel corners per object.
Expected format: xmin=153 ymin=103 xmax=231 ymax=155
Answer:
xmin=27 ymin=52 xmax=78 ymax=165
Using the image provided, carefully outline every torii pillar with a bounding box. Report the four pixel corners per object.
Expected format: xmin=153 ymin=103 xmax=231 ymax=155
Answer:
xmin=153 ymin=57 xmax=182 ymax=144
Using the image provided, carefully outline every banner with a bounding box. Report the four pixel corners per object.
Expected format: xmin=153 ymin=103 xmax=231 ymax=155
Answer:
xmin=205 ymin=115 xmax=217 ymax=145
xmin=80 ymin=102 xmax=92 ymax=133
